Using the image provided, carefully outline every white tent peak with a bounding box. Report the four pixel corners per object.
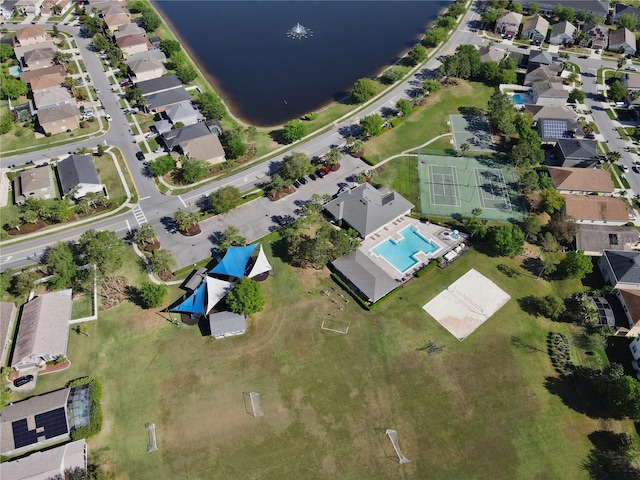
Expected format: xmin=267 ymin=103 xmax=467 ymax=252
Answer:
xmin=247 ymin=244 xmax=272 ymax=278
xmin=205 ymin=276 xmax=234 ymax=314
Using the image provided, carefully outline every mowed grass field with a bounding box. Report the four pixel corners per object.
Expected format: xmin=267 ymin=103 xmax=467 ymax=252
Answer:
xmin=30 ymin=242 xmax=635 ymax=479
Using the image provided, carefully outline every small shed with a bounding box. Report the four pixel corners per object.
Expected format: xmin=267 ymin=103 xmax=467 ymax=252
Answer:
xmin=209 ymin=311 xmax=246 ymax=339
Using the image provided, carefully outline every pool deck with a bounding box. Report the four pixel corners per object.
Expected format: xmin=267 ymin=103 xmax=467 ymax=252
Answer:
xmin=361 ymin=216 xmax=467 ymax=282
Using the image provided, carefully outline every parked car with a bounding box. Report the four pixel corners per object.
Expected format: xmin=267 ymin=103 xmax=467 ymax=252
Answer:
xmin=621 ymin=164 xmax=629 ymax=173
xmin=13 ymin=375 xmax=34 ymax=387
xmin=120 ymin=80 xmax=133 ymax=87
xmin=136 ymin=151 xmax=145 ymax=161
xmin=105 ymin=114 xmax=112 ymax=122
xmin=316 ymin=168 xmax=326 ymax=178
xmin=320 ymin=166 xmax=331 ymax=175
xmin=298 ymin=177 xmax=308 ymax=185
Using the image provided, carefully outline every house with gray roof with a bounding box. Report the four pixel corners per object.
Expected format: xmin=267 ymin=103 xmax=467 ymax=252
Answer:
xmin=478 ymin=45 xmax=505 ymax=63
xmin=144 ymin=87 xmax=191 ymax=114
xmin=127 ymin=56 xmax=165 ymax=83
xmin=13 ymin=166 xmax=56 ymax=204
xmin=113 ymin=21 xmax=145 ymax=39
xmin=599 ymin=250 xmax=640 ymax=291
xmin=11 ymin=289 xmax=72 ymax=370
xmin=528 ymin=49 xmax=555 ymax=67
xmin=162 ymin=122 xmax=226 ymax=164
xmin=524 ymin=63 xmax=563 ymax=86
xmin=37 ymin=104 xmax=80 ymax=135
xmin=609 ymin=27 xmax=636 ymax=55
xmin=531 ymin=81 xmax=569 ymax=106
xmin=614 ymin=3 xmax=640 ymax=23
xmin=549 ymin=21 xmax=576 ymax=45
xmin=137 ymin=73 xmax=182 ymax=97
xmin=209 ymin=311 xmax=246 ymax=339
xmin=522 ymin=15 xmax=549 ymax=43
xmin=323 ymin=183 xmax=414 ymax=239
xmin=0 ymin=302 xmax=17 ymax=367
xmin=0 ymin=439 xmax=87 ymax=479
xmin=553 ymin=138 xmax=600 ymax=167
xmin=577 ymin=225 xmax=640 ymax=256
xmin=525 ymin=104 xmax=576 ymax=122
xmin=164 ymin=100 xmax=202 ymax=127
xmin=56 ymin=154 xmax=104 ymax=199
xmin=22 ymin=46 xmax=55 ymax=71
xmin=331 ymin=249 xmax=398 ymax=304
xmin=538 ymin=118 xmax=582 ymax=143
xmin=581 ymin=24 xmax=609 ymax=50
xmin=32 ymin=86 xmax=72 ymax=111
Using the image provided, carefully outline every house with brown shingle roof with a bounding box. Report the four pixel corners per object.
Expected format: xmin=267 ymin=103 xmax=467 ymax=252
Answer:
xmin=116 ymin=33 xmax=153 ymax=57
xmin=20 ymin=64 xmax=66 ymax=86
xmin=548 ymin=167 xmax=614 ymax=194
xmin=22 ymin=46 xmax=55 ymax=71
xmin=531 ymin=81 xmax=569 ymax=106
xmin=13 ymin=167 xmax=56 ymax=204
xmin=563 ymin=194 xmax=630 ymax=225
xmin=13 ymin=25 xmax=48 ymax=47
xmin=127 ymin=56 xmax=165 ymax=83
xmin=26 ymin=70 xmax=65 ymax=92
xmin=522 ymin=15 xmax=549 ymax=43
xmin=37 ymin=104 xmax=80 ymax=135
xmin=102 ymin=8 xmax=131 ymax=32
xmin=113 ymin=21 xmax=145 ymax=39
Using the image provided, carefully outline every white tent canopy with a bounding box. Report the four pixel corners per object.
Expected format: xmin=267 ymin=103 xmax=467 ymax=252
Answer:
xmin=205 ymin=277 xmax=234 ymax=314
xmin=247 ymin=244 xmax=272 ymax=278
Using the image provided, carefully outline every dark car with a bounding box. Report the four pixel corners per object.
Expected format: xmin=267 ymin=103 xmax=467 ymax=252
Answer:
xmin=316 ymin=169 xmax=326 ymax=178
xmin=136 ymin=151 xmax=145 ymax=161
xmin=309 ymin=173 xmax=317 ymax=181
xmin=13 ymin=375 xmax=34 ymax=387
xmin=293 ymin=179 xmax=301 ymax=188
xmin=298 ymin=177 xmax=308 ymax=185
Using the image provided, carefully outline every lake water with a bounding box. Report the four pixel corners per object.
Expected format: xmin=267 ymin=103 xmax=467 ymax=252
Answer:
xmin=153 ymin=0 xmax=450 ymax=126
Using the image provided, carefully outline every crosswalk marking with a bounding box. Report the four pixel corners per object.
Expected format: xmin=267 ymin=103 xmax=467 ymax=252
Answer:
xmin=132 ymin=205 xmax=148 ymax=227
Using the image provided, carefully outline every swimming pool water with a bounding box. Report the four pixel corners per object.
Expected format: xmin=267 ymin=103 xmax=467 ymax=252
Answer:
xmin=9 ymin=66 xmax=21 ymax=77
xmin=372 ymin=225 xmax=440 ymax=273
xmin=511 ymin=94 xmax=525 ymax=105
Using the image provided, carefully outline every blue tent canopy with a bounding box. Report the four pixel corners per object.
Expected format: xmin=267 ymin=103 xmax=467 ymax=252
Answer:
xmin=170 ymin=281 xmax=206 ymax=314
xmin=209 ymin=244 xmax=258 ymax=278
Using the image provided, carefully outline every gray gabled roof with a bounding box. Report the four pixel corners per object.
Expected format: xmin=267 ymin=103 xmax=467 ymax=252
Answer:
xmin=550 ymin=21 xmax=576 ymax=38
xmin=602 ymin=250 xmax=640 ymax=284
xmin=323 ymin=183 xmax=414 ymax=238
xmin=164 ymin=100 xmax=199 ymax=123
xmin=208 ymin=311 xmax=246 ymax=337
xmin=529 ymin=49 xmax=555 ymax=65
xmin=332 ymin=249 xmax=398 ymax=303
xmin=0 ymin=439 xmax=87 ymax=479
xmin=162 ymin=122 xmax=212 ymax=150
xmin=144 ymin=87 xmax=190 ymax=111
xmin=57 ymin=154 xmax=100 ymax=194
xmin=137 ymin=74 xmax=182 ymax=96
xmin=555 ymin=138 xmax=599 ymax=160
xmin=577 ymin=225 xmax=639 ymax=254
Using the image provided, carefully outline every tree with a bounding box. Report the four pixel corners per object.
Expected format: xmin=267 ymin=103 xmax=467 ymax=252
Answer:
xmin=396 ymin=98 xmax=412 ymax=116
xmin=226 ymin=278 xmax=265 ymax=315
xmin=435 ymin=16 xmax=456 ymax=30
xmin=407 ymin=44 xmax=428 ymax=66
xmin=360 ymin=114 xmax=384 ymax=137
xmin=422 ymin=79 xmax=442 ymax=95
xmin=50 ymin=199 xmax=76 ymax=222
xmin=46 ymin=242 xmax=77 ymax=289
xmin=176 ymin=63 xmax=197 ymax=83
xmin=346 ymin=137 xmax=364 ymax=157
xmin=540 ymin=188 xmax=565 ymax=214
xmin=83 ymin=16 xmax=103 ymax=36
xmin=568 ymin=88 xmax=585 ymax=103
xmin=279 ymin=151 xmax=312 ymax=181
xmin=180 ymin=159 xmax=209 ymax=183
xmin=222 ymin=134 xmax=246 ymax=159
xmin=209 ymin=186 xmax=241 ymax=214
xmin=148 ymin=249 xmax=176 ymax=276
xmin=554 ymin=4 xmax=574 ymax=22
xmin=195 ymin=92 xmax=225 ymax=121
xmin=78 ymin=229 xmax=126 ymax=275
xmin=528 ymin=2 xmax=540 ymax=15
xmin=133 ymin=223 xmax=156 ymax=246
xmin=173 ymin=210 xmax=199 ymax=232
xmin=159 ymin=39 xmax=181 ymax=57
xmin=575 ymin=9 xmax=587 ymax=23
xmin=141 ymin=9 xmax=161 ymax=32
xmin=0 ymin=114 xmax=13 ymax=135
xmin=0 ymin=77 xmax=27 ymax=100
xmin=609 ymin=80 xmax=627 ymax=102
xmin=459 ymin=142 xmax=470 ymax=155
xmin=511 ymin=2 xmax=523 ymax=14
xmin=560 ymin=251 xmax=593 ymax=279
xmin=282 ymin=119 xmax=307 ymax=144
xmin=487 ymin=90 xmax=517 ymax=136
xmin=92 ymin=34 xmax=110 ymax=52
xmin=618 ymin=13 xmax=638 ymax=31
xmin=422 ymin=27 xmax=447 ymax=47
xmin=605 ymin=151 xmax=622 ymax=168
xmin=537 ymin=294 xmax=566 ymax=320
xmin=0 ymin=44 xmax=14 ymax=62
xmin=351 ymin=78 xmax=377 ymax=104
xmin=522 ymin=214 xmax=542 ymax=241
xmin=124 ymin=85 xmax=142 ymax=104
xmin=480 ymin=61 xmax=500 ymax=83
xmin=547 ymin=213 xmax=579 ymax=245
xmin=245 ymin=126 xmax=258 ymax=144
xmin=219 ymin=226 xmax=246 ymax=251
xmin=138 ymin=281 xmax=167 ymax=309
xmin=147 ymin=155 xmax=175 ymax=177
xmin=10 ymin=271 xmax=38 ymax=297
xmin=463 ymin=215 xmax=488 ymax=239
xmin=381 ymin=67 xmax=403 ymax=84
xmin=324 ymin=147 xmax=342 ymax=168
xmin=481 ymin=8 xmax=499 ymax=25
xmin=585 ymin=432 xmax=640 ymax=480
xmin=489 ymin=224 xmax=524 ymax=256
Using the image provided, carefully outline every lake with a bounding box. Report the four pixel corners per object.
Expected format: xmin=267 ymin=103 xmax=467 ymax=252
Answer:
xmin=153 ymin=1 xmax=450 ymax=126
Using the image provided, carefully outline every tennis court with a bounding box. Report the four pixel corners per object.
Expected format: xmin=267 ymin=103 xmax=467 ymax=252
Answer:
xmin=449 ymin=114 xmax=496 ymax=152
xmin=417 ymin=153 xmax=526 ymax=222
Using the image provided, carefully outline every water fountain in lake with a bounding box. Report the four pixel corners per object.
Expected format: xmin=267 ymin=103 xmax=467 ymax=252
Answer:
xmin=287 ymin=22 xmax=312 ymax=39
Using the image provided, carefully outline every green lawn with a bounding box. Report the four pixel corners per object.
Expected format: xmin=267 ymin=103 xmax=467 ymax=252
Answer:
xmin=376 ymin=155 xmax=420 ymax=209
xmin=362 ymin=81 xmax=494 ymax=164
xmin=13 ymin=240 xmax=637 ymax=479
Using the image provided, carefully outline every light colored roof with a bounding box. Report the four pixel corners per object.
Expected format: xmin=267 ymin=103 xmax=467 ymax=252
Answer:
xmin=609 ymin=27 xmax=635 ymax=47
xmin=57 ymin=154 xmax=101 ymax=193
xmin=205 ymin=277 xmax=234 ymax=315
xmin=23 ymin=47 xmax=55 ymax=63
xmin=103 ymin=12 xmax=130 ymax=29
xmin=523 ymin=15 xmax=549 ymax=34
xmin=100 ymin=4 xmax=126 ymax=16
xmin=182 ymin=135 xmax=225 ymax=162
xmin=548 ymin=167 xmax=614 ymax=193
xmin=478 ymin=45 xmax=505 ymax=63
xmin=526 ymin=64 xmax=563 ymax=81
xmin=550 ymin=21 xmax=576 ymax=38
xmin=576 ymin=225 xmax=640 ymax=254
xmin=0 ymin=439 xmax=86 ymax=480
xmin=497 ymin=11 xmax=523 ymax=25
xmin=11 ymin=289 xmax=72 ymax=368
xmin=208 ymin=311 xmax=246 ymax=337
xmin=332 ymin=249 xmax=398 ymax=303
xmin=165 ymin=100 xmax=199 ymax=123
xmin=37 ymin=104 xmax=78 ymax=124
xmin=247 ymin=244 xmax=272 ymax=278
xmin=0 ymin=302 xmax=16 ymax=365
xmin=323 ymin=183 xmax=414 ymax=238
xmin=15 ymin=25 xmax=46 ymax=41
xmin=29 ymin=71 xmax=65 ymax=91
xmin=563 ymin=195 xmax=629 ymax=223
xmin=624 ymin=73 xmax=640 ymax=89
xmin=20 ymin=64 xmax=66 ymax=83
xmin=529 ymin=49 xmax=555 ymax=65
xmin=18 ymin=167 xmax=52 ymax=195
xmin=532 ymin=81 xmax=569 ymax=98
xmin=33 ymin=86 xmax=72 ymax=110
xmin=116 ymin=33 xmax=152 ymax=50
xmin=114 ymin=22 xmax=145 ymax=38
xmin=127 ymin=56 xmax=164 ymax=74
xmin=525 ymin=104 xmax=576 ymax=121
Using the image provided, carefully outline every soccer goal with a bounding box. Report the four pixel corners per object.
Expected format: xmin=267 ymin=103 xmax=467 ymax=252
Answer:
xmin=243 ymin=391 xmax=264 ymax=417
xmin=385 ymin=429 xmax=410 ymax=464
xmin=146 ymin=423 xmax=158 ymax=453
xmin=321 ymin=317 xmax=350 ymax=335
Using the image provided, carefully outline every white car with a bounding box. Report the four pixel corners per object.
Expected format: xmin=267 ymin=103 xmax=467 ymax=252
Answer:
xmin=105 ymin=114 xmax=112 ymax=122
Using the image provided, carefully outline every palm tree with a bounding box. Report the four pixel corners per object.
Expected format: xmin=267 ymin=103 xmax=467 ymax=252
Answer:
xmin=53 ymin=51 xmax=72 ymax=65
xmin=324 ymin=147 xmax=342 ymax=170
xmin=149 ymin=249 xmax=177 ymax=276
xmin=133 ymin=223 xmax=156 ymax=246
xmin=219 ymin=226 xmax=246 ymax=252
xmin=459 ymin=142 xmax=470 ymax=156
xmin=173 ymin=210 xmax=199 ymax=233
xmin=346 ymin=137 xmax=364 ymax=157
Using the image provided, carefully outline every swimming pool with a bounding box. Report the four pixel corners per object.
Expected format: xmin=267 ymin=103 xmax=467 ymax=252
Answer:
xmin=511 ymin=93 xmax=525 ymax=105
xmin=9 ymin=66 xmax=21 ymax=77
xmin=372 ymin=225 xmax=440 ymax=273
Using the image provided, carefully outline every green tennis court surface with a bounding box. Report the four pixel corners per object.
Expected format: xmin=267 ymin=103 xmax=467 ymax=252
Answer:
xmin=449 ymin=114 xmax=496 ymax=152
xmin=418 ymin=153 xmax=526 ymax=222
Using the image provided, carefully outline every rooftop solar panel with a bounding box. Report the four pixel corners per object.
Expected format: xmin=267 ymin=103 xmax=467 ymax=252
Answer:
xmin=11 ymin=419 xmax=39 ymax=449
xmin=35 ymin=407 xmax=68 ymax=439
xmin=542 ymin=119 xmax=570 ymax=140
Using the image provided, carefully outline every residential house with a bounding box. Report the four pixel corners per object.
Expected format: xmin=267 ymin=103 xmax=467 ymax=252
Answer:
xmin=11 ymin=289 xmax=72 ymax=370
xmin=162 ymin=123 xmax=226 ymax=165
xmin=115 ymin=33 xmax=153 ymax=57
xmin=577 ymin=225 xmax=640 ymax=256
xmin=56 ymin=154 xmax=105 ymax=199
xmin=101 ymin=5 xmax=130 ymax=32
xmin=524 ymin=63 xmax=563 ymax=86
xmin=553 ymin=138 xmax=601 ymax=167
xmin=613 ymin=3 xmax=640 ymax=23
xmin=494 ymin=11 xmax=523 ymax=36
xmin=13 ymin=167 xmax=55 ymax=204
xmin=0 ymin=439 xmax=87 ymax=480
xmin=609 ymin=27 xmax=637 ymax=55
xmin=0 ymin=1 xmax=15 ymax=20
xmin=127 ymin=56 xmax=165 ymax=83
xmin=32 ymin=86 xmax=72 ymax=111
xmin=37 ymin=104 xmax=80 ymax=135
xmin=20 ymin=64 xmax=65 ymax=83
xmin=209 ymin=312 xmax=246 ymax=339
xmin=548 ymin=166 xmax=613 ymax=194
xmin=331 ymin=249 xmax=399 ymax=304
xmin=563 ymin=194 xmax=630 ymax=225
xmin=478 ymin=45 xmax=505 ymax=63
xmin=614 ymin=290 xmax=640 ymax=337
xmin=0 ymin=302 xmax=17 ymax=367
xmin=549 ymin=21 xmax=576 ymax=45
xmin=600 ymin=250 xmax=640 ymax=290
xmin=22 ymin=46 xmax=55 ymax=71
xmin=623 ymin=73 xmax=640 ymax=110
xmin=522 ymin=15 xmax=549 ymax=43
xmin=631 ymin=336 xmax=640 ymax=363
xmin=113 ymin=21 xmax=146 ymax=40
xmin=323 ymin=183 xmax=414 ymax=239
xmin=137 ymin=74 xmax=182 ymax=97
xmin=25 ymin=68 xmax=65 ymax=92
xmin=124 ymin=48 xmax=166 ymax=67
xmin=525 ymin=104 xmax=577 ymax=122
xmin=144 ymin=87 xmax=191 ymax=114
xmin=164 ymin=100 xmax=202 ymax=126
xmin=520 ymin=0 xmax=609 ymax=18
xmin=40 ymin=0 xmax=71 ymax=16
xmin=13 ymin=25 xmax=49 ymax=47
xmin=528 ymin=49 xmax=555 ymax=67
xmin=531 ymin=81 xmax=569 ymax=106
xmin=581 ymin=24 xmax=609 ymax=50
xmin=14 ymin=0 xmax=43 ymax=15
xmin=13 ymin=40 xmax=56 ymax=66
xmin=538 ymin=118 xmax=583 ymax=143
